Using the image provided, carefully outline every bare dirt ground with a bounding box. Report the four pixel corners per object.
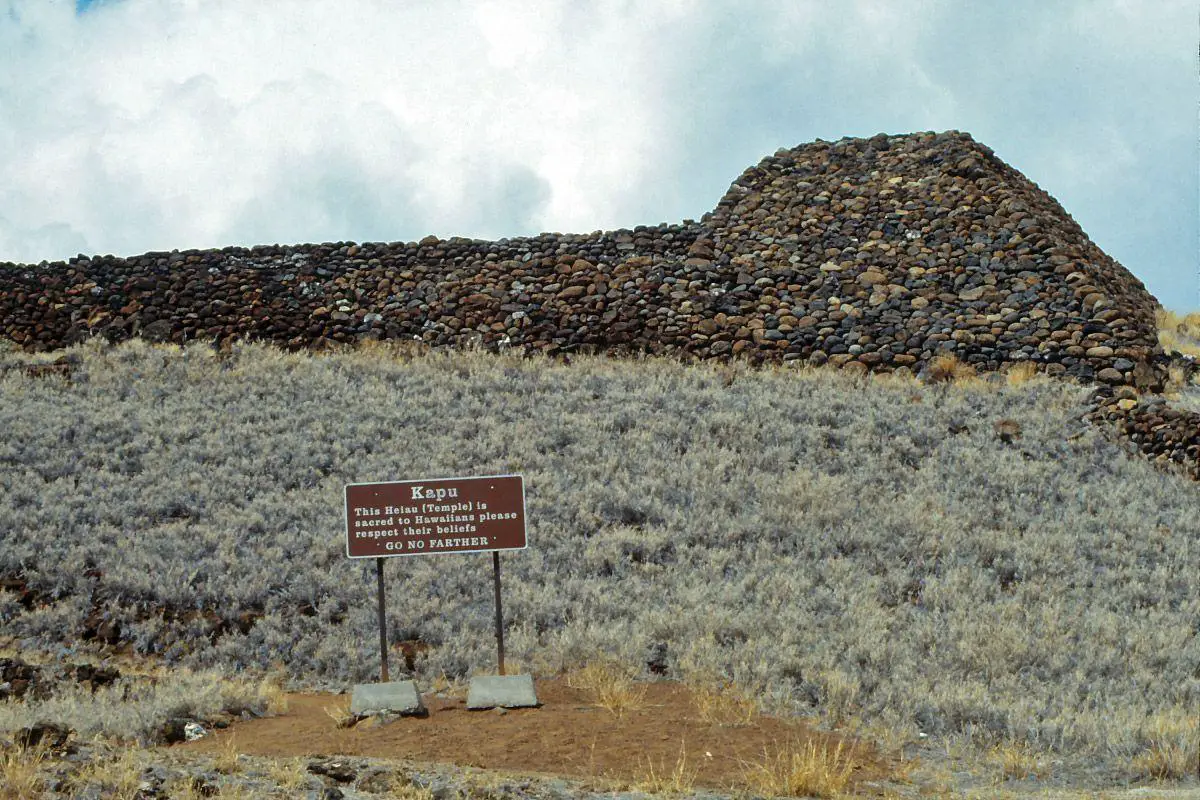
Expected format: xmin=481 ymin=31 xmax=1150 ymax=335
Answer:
xmin=175 ymin=677 xmax=898 ymax=795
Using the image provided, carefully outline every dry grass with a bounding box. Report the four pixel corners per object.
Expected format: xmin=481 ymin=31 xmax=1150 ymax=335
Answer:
xmin=323 ymin=701 xmax=358 ymax=729
xmin=1157 ymin=308 xmax=1200 ymax=358
xmin=816 ymin=669 xmax=861 ymax=729
xmin=925 ymin=352 xmax=977 ymax=384
xmin=427 ymin=672 xmax=468 ymax=700
xmin=388 ymin=784 xmax=436 ymax=800
xmin=1166 ymin=363 xmax=1192 ymax=394
xmin=1003 ymin=360 xmax=1041 ymax=387
xmin=566 ymin=660 xmax=647 ymax=718
xmin=740 ymin=738 xmax=861 ymax=799
xmin=988 ymin=740 xmax=1049 ymax=781
xmin=686 ymin=672 xmax=760 ymax=727
xmin=1130 ymin=710 xmax=1199 ymax=781
xmin=213 ymin=783 xmax=255 ymax=799
xmin=265 ymin=755 xmax=311 ymax=789
xmin=74 ymin=746 xmax=145 ymax=800
xmin=0 ymin=743 xmax=47 ymax=800
xmin=0 ymin=664 xmax=279 ymax=745
xmin=259 ymin=674 xmax=290 ymax=715
xmin=165 ymin=774 xmax=216 ymax=799
xmin=635 ymin=740 xmax=697 ymax=795
xmin=213 ymin=734 xmax=243 ymax=774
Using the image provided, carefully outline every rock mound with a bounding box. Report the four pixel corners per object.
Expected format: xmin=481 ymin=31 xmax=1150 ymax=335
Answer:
xmin=0 ymin=130 xmax=1165 ymax=386
xmin=703 ymin=131 xmax=1162 ymax=386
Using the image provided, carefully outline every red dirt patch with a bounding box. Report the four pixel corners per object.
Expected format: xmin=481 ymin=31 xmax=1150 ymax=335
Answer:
xmin=176 ymin=677 xmax=899 ymax=793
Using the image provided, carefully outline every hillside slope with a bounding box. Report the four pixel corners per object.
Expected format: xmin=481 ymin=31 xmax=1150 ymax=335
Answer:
xmin=0 ymin=342 xmax=1197 ymax=785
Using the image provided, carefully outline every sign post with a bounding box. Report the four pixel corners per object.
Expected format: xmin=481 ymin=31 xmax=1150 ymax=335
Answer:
xmin=492 ymin=551 xmax=505 ymax=675
xmin=375 ymin=558 xmax=389 ymax=683
xmin=345 ymin=474 xmax=527 ymax=681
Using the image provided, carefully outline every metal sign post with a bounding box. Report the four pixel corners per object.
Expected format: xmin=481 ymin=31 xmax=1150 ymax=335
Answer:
xmin=376 ymin=557 xmax=389 ymax=683
xmin=492 ymin=551 xmax=505 ymax=675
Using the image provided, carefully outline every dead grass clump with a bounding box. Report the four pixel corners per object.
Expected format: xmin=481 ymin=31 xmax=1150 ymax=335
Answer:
xmin=1157 ymin=308 xmax=1200 ymax=358
xmin=213 ymin=734 xmax=242 ymax=774
xmin=988 ymin=740 xmax=1049 ymax=781
xmin=817 ymin=669 xmax=861 ymax=728
xmin=349 ymin=335 xmax=433 ymax=364
xmin=925 ymin=353 xmax=977 ymax=384
xmin=0 ymin=743 xmax=47 ymax=800
xmin=214 ymin=784 xmax=255 ymax=800
xmin=740 ymin=738 xmax=861 ymax=798
xmin=686 ymin=673 xmax=760 ymax=727
xmin=1166 ymin=362 xmax=1192 ymax=394
xmin=323 ymin=702 xmax=359 ymax=729
xmin=390 ymin=784 xmax=436 ymax=800
xmin=566 ymin=660 xmax=646 ymax=718
xmin=259 ymin=673 xmax=290 ymax=715
xmin=266 ymin=756 xmax=311 ymax=789
xmin=1003 ymin=360 xmax=1041 ymax=387
xmin=1130 ymin=710 xmax=1199 ymax=781
xmin=427 ymin=672 xmax=468 ymax=700
xmin=166 ymin=774 xmax=218 ymax=799
xmin=635 ymin=740 xmax=697 ymax=795
xmin=73 ymin=747 xmax=145 ymax=800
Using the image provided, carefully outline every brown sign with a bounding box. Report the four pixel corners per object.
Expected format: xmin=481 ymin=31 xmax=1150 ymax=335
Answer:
xmin=345 ymin=475 xmax=526 ymax=559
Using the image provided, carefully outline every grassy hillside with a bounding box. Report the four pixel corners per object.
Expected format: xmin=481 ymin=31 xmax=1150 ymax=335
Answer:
xmin=0 ymin=338 xmax=1197 ymax=780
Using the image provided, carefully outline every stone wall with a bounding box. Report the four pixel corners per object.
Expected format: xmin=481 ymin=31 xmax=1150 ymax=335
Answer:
xmin=2 ymin=129 xmax=1198 ymax=477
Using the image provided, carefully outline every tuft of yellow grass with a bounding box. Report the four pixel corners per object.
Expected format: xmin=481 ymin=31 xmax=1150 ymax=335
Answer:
xmin=925 ymin=353 xmax=977 ymax=384
xmin=389 ymin=784 xmax=436 ymax=800
xmin=0 ymin=743 xmax=47 ymax=800
xmin=217 ymin=783 xmax=256 ymax=799
xmin=988 ymin=740 xmax=1049 ymax=781
xmin=1166 ymin=363 xmax=1191 ymax=395
xmin=566 ymin=660 xmax=647 ymax=718
xmin=323 ymin=701 xmax=359 ymax=729
xmin=635 ymin=740 xmax=697 ymax=795
xmin=266 ymin=756 xmax=311 ymax=789
xmin=1157 ymin=308 xmax=1200 ymax=358
xmin=165 ymin=774 xmax=215 ymax=800
xmin=686 ymin=673 xmax=760 ymax=727
xmin=1003 ymin=360 xmax=1041 ymax=387
xmin=213 ymin=734 xmax=242 ymax=774
xmin=740 ymin=739 xmax=861 ymax=799
xmin=1131 ymin=710 xmax=1199 ymax=781
xmin=817 ymin=669 xmax=861 ymax=728
xmin=349 ymin=335 xmax=434 ymax=364
xmin=258 ymin=673 xmax=290 ymax=715
xmin=71 ymin=746 xmax=145 ymax=800
xmin=426 ymin=671 xmax=469 ymax=700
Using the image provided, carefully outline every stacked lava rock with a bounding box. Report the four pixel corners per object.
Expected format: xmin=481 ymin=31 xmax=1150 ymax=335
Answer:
xmin=1087 ymin=394 xmax=1200 ymax=480
xmin=701 ymin=131 xmax=1165 ymax=385
xmin=0 ymin=130 xmax=1165 ymax=389
xmin=1 ymin=130 xmax=1195 ymax=473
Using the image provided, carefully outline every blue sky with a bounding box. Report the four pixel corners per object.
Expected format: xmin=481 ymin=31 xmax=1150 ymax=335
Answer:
xmin=3 ymin=0 xmax=1197 ymax=310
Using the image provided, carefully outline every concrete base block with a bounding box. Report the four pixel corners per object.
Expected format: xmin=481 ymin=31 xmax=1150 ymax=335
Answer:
xmin=466 ymin=674 xmax=539 ymax=710
xmin=350 ymin=680 xmax=426 ymax=717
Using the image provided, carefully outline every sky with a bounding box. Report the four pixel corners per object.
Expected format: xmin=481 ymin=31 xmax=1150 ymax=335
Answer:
xmin=1 ymin=1 xmax=1196 ymax=311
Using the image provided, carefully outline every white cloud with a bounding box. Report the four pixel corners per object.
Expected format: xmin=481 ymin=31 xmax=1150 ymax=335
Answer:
xmin=0 ymin=0 xmax=678 ymax=257
xmin=0 ymin=0 xmax=1194 ymax=309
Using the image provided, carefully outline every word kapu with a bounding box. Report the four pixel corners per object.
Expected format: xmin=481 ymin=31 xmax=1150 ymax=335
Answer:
xmin=409 ymin=485 xmax=458 ymax=501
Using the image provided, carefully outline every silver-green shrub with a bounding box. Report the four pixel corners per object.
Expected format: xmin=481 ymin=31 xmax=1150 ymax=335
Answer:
xmin=1 ymin=339 xmax=1197 ymax=765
